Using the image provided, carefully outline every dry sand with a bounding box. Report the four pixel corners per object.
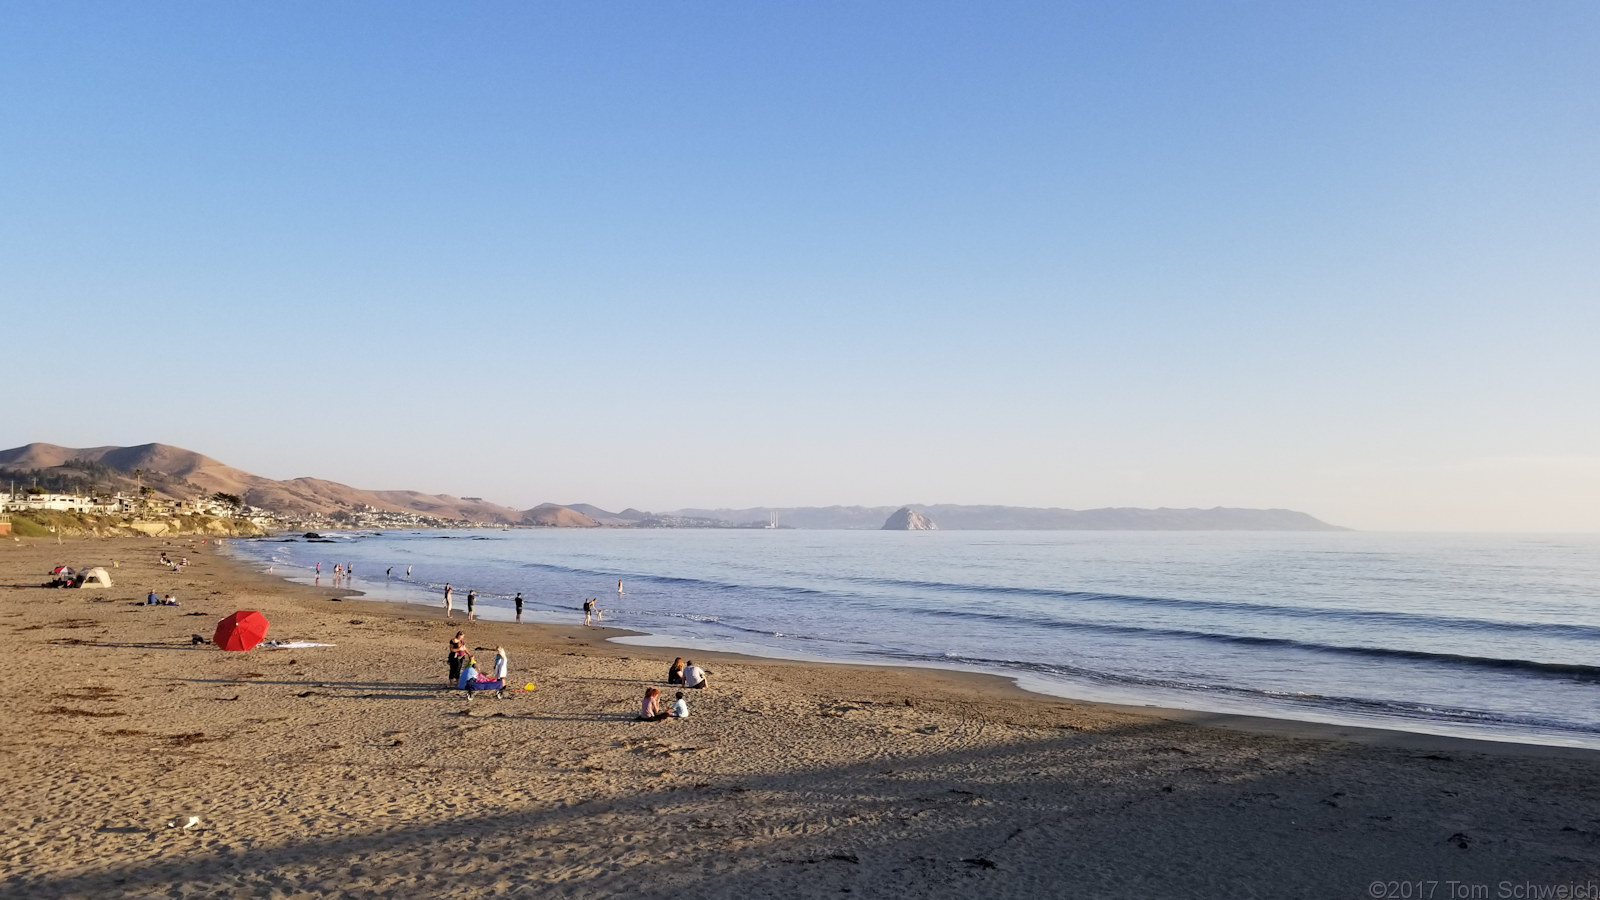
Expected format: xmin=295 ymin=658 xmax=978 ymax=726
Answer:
xmin=2 ymin=536 xmax=1598 ymax=899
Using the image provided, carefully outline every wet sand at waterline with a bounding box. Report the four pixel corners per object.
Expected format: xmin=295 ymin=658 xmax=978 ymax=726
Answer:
xmin=2 ymin=536 xmax=1597 ymax=898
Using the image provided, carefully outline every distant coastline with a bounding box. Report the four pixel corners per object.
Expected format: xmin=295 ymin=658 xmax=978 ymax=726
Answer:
xmin=0 ymin=441 xmax=1346 ymax=532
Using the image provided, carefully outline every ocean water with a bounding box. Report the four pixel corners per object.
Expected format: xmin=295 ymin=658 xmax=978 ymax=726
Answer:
xmin=226 ymin=529 xmax=1600 ymax=748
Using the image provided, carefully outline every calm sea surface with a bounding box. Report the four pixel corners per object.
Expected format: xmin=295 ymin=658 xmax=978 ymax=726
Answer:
xmin=226 ymin=529 xmax=1600 ymax=748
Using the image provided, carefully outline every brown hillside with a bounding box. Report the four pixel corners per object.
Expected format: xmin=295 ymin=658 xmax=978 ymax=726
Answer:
xmin=521 ymin=504 xmax=599 ymax=527
xmin=0 ymin=442 xmax=524 ymax=524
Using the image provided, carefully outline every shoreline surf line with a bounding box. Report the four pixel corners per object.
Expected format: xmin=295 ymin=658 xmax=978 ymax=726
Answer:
xmin=215 ymin=538 xmax=1600 ymax=758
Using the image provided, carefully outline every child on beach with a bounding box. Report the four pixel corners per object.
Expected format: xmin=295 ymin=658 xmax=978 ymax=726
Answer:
xmin=670 ymin=692 xmax=688 ymax=718
xmin=492 ymin=647 xmax=508 ymax=681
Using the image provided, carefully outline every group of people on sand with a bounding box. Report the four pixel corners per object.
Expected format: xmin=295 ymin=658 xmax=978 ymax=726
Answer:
xmin=144 ymin=589 xmax=180 ymax=606
xmin=637 ymin=657 xmax=708 ymax=721
xmin=447 ymin=631 xmax=510 ymax=690
xmin=666 ymin=657 xmax=707 ymax=689
xmin=441 ymin=628 xmax=709 ymax=722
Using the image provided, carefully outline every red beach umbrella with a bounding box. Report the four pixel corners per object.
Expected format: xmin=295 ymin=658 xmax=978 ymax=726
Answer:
xmin=214 ymin=611 xmax=269 ymax=651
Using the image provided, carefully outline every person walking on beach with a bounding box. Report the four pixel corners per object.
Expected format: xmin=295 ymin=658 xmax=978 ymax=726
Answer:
xmin=583 ymin=597 xmax=595 ymax=626
xmin=514 ymin=592 xmax=524 ymax=623
xmin=443 ymin=583 xmax=454 ymax=619
xmin=315 ymin=562 xmax=321 ymax=575
xmin=466 ymin=589 xmax=477 ymax=621
xmin=448 ymin=631 xmax=468 ymax=685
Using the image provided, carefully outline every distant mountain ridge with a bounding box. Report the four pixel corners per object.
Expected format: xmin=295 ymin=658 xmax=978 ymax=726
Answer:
xmin=0 ymin=442 xmax=1347 ymax=530
xmin=669 ymin=504 xmax=1345 ymax=531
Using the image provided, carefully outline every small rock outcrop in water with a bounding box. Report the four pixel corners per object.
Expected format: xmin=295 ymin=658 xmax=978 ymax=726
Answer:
xmin=881 ymin=507 xmax=938 ymax=531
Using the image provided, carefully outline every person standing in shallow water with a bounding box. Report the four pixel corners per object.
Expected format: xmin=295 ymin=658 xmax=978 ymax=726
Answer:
xmin=514 ymin=592 xmax=524 ymax=623
xmin=466 ymin=589 xmax=477 ymax=622
xmin=443 ymin=583 xmax=454 ymax=619
xmin=583 ymin=597 xmax=595 ymax=626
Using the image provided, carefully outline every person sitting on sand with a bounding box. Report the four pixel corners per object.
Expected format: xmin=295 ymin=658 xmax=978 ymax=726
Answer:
xmin=162 ymin=594 xmax=179 ymax=606
xmin=457 ymin=658 xmax=479 ymax=690
xmin=492 ymin=647 xmax=508 ymax=681
xmin=670 ymin=692 xmax=689 ymax=718
xmin=147 ymin=590 xmax=159 ymax=605
xmin=638 ymin=687 xmax=670 ymax=721
xmin=682 ymin=661 xmax=707 ymax=689
xmin=667 ymin=657 xmax=685 ymax=685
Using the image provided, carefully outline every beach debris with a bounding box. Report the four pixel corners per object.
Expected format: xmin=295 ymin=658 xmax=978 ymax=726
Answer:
xmin=1448 ymin=832 xmax=1473 ymax=849
xmin=962 ymin=857 xmax=998 ymax=869
xmin=45 ymin=705 xmax=125 ymax=718
xmin=166 ymin=816 xmax=202 ymax=830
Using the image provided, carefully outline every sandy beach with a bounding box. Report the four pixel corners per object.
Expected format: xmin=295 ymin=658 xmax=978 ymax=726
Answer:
xmin=2 ymin=535 xmax=1598 ymax=899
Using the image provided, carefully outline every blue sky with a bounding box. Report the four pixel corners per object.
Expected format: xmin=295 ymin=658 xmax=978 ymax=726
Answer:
xmin=3 ymin=2 xmax=1596 ymax=530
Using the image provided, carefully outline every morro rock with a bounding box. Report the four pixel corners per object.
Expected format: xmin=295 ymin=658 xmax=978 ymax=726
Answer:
xmin=881 ymin=507 xmax=938 ymax=531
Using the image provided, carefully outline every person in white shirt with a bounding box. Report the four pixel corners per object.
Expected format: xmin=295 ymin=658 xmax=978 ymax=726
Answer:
xmin=492 ymin=647 xmax=508 ymax=681
xmin=682 ymin=661 xmax=707 ymax=689
xmin=670 ymin=692 xmax=689 ymax=718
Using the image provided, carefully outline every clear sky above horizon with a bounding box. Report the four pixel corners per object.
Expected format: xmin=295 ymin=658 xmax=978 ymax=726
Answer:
xmin=4 ymin=2 xmax=1597 ymax=531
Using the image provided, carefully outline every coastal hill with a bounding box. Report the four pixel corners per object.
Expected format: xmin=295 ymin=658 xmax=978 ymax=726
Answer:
xmin=521 ymin=503 xmax=600 ymax=527
xmin=0 ymin=442 xmax=527 ymax=524
xmin=0 ymin=442 xmax=1347 ymax=530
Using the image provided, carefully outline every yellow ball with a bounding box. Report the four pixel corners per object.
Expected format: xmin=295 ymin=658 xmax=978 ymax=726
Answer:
xmin=524 ymin=683 xmax=536 ymax=691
